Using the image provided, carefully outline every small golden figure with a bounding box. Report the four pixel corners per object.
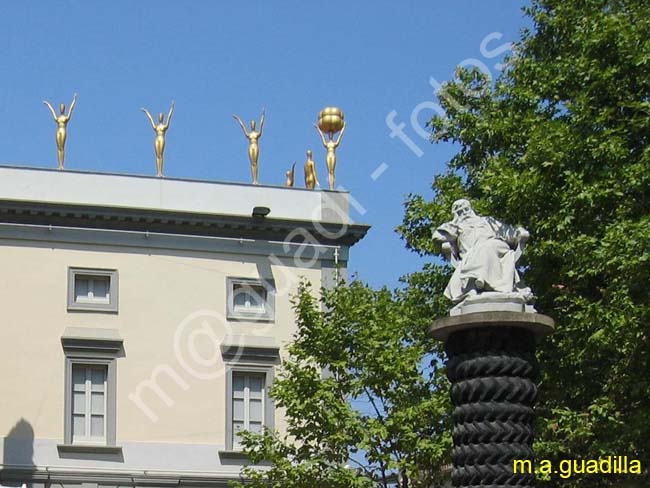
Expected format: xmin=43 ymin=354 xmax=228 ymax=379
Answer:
xmin=43 ymin=93 xmax=77 ymax=170
xmin=142 ymin=101 xmax=175 ymax=177
xmin=315 ymin=107 xmax=346 ymax=190
xmin=233 ymin=109 xmax=265 ymax=185
xmin=285 ymin=163 xmax=296 ymax=187
xmin=304 ymin=150 xmax=319 ymax=189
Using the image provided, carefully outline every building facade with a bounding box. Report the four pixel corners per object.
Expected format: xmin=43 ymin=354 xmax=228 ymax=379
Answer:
xmin=0 ymin=166 xmax=368 ymax=488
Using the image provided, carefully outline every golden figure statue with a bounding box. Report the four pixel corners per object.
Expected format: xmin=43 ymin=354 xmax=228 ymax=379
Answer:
xmin=233 ymin=109 xmax=265 ymax=185
xmin=142 ymin=101 xmax=175 ymax=177
xmin=285 ymin=163 xmax=296 ymax=187
xmin=304 ymin=150 xmax=319 ymax=189
xmin=43 ymin=93 xmax=77 ymax=170
xmin=315 ymin=107 xmax=346 ymax=190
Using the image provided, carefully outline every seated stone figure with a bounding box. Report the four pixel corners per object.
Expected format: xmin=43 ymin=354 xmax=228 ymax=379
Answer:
xmin=433 ymin=199 xmax=533 ymax=312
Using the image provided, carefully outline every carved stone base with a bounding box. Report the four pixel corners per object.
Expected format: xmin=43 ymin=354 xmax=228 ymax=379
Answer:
xmin=451 ymin=292 xmax=536 ymax=316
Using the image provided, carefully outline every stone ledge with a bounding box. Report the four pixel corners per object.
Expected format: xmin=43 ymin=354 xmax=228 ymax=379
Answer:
xmin=217 ymin=450 xmax=250 ymax=461
xmin=57 ymin=444 xmax=123 ymax=455
xmin=428 ymin=310 xmax=554 ymax=342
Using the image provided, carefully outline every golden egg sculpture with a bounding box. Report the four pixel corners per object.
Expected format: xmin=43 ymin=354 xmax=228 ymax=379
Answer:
xmin=318 ymin=107 xmax=345 ymax=136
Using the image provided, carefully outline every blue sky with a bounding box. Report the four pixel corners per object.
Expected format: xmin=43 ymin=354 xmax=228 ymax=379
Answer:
xmin=0 ymin=1 xmax=530 ymax=289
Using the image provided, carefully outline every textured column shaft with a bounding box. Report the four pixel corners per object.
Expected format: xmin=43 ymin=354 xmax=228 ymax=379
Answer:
xmin=430 ymin=311 xmax=553 ymax=487
xmin=446 ymin=326 xmax=538 ymax=487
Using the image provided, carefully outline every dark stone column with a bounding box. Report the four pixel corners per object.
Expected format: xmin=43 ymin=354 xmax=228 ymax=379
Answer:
xmin=429 ymin=311 xmax=554 ymax=487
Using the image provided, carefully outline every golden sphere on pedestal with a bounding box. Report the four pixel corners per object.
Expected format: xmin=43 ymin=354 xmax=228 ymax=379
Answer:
xmin=318 ymin=107 xmax=345 ymax=135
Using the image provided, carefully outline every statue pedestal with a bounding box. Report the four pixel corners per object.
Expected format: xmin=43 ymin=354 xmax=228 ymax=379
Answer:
xmin=450 ymin=292 xmax=536 ymax=316
xmin=429 ymin=311 xmax=553 ymax=487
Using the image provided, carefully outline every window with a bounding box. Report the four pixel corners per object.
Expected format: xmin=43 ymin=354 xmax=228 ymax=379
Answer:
xmin=68 ymin=268 xmax=118 ymax=312
xmin=227 ymin=278 xmax=275 ymax=321
xmin=233 ymin=283 xmax=266 ymax=313
xmin=226 ymin=368 xmax=273 ymax=451
xmin=72 ymin=365 xmax=107 ymax=444
xmin=60 ymin=327 xmax=122 ymax=454
xmin=75 ymin=275 xmax=110 ymax=304
xmin=232 ymin=372 xmax=266 ymax=450
xmin=221 ymin=337 xmax=279 ymax=452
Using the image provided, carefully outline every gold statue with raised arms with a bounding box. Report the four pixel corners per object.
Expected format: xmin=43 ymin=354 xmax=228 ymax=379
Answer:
xmin=314 ymin=107 xmax=346 ymax=190
xmin=233 ymin=109 xmax=265 ymax=185
xmin=142 ymin=101 xmax=175 ymax=177
xmin=43 ymin=93 xmax=77 ymax=170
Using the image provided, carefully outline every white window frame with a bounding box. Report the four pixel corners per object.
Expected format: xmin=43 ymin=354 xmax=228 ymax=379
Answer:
xmin=60 ymin=330 xmax=122 ymax=454
xmin=221 ymin=340 xmax=279 ymax=453
xmin=71 ymin=364 xmax=108 ymax=445
xmin=68 ymin=267 xmax=119 ymax=313
xmin=226 ymin=277 xmax=275 ymax=322
xmin=231 ymin=371 xmax=267 ymax=450
xmin=225 ymin=365 xmax=274 ymax=451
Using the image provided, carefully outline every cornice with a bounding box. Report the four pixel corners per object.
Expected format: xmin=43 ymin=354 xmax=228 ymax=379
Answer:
xmin=0 ymin=199 xmax=369 ymax=247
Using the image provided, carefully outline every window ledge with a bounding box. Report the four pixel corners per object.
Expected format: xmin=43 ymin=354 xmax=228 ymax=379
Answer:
xmin=226 ymin=315 xmax=274 ymax=323
xmin=218 ymin=450 xmax=250 ymax=461
xmin=218 ymin=450 xmax=271 ymax=466
xmin=57 ymin=444 xmax=123 ymax=455
xmin=67 ymin=306 xmax=119 ymax=314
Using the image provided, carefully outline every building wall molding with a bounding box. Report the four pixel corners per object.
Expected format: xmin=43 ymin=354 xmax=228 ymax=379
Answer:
xmin=220 ymin=336 xmax=281 ymax=364
xmin=0 ymin=221 xmax=352 ymax=263
xmin=0 ymin=199 xmax=368 ymax=247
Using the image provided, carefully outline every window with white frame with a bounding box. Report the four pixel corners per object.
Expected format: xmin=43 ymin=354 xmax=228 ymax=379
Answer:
xmin=68 ymin=268 xmax=118 ymax=312
xmin=60 ymin=328 xmax=121 ymax=453
xmin=227 ymin=278 xmax=275 ymax=321
xmin=221 ymin=340 xmax=278 ymax=453
xmin=71 ymin=364 xmax=107 ymax=444
xmin=75 ymin=275 xmax=110 ymax=304
xmin=231 ymin=371 xmax=266 ymax=450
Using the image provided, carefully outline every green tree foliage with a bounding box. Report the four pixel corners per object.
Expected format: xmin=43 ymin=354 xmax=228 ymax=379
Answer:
xmin=232 ymin=280 xmax=451 ymax=488
xmin=398 ymin=0 xmax=650 ymax=485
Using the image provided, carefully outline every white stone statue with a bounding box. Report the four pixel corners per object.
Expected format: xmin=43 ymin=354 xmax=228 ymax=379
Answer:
xmin=432 ymin=199 xmax=534 ymax=315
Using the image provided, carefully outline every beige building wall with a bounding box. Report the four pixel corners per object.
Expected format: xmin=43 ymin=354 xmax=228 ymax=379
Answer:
xmin=0 ymin=239 xmax=320 ymax=446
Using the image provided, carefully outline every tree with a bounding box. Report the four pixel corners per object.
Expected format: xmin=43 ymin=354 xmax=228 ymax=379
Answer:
xmin=399 ymin=0 xmax=650 ymax=485
xmin=232 ymin=280 xmax=452 ymax=488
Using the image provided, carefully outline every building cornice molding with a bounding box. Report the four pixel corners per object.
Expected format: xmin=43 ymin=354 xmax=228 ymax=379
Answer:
xmin=0 ymin=199 xmax=369 ymax=247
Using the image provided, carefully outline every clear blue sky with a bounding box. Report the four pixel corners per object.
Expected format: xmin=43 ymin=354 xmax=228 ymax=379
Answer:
xmin=0 ymin=1 xmax=529 ymax=289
